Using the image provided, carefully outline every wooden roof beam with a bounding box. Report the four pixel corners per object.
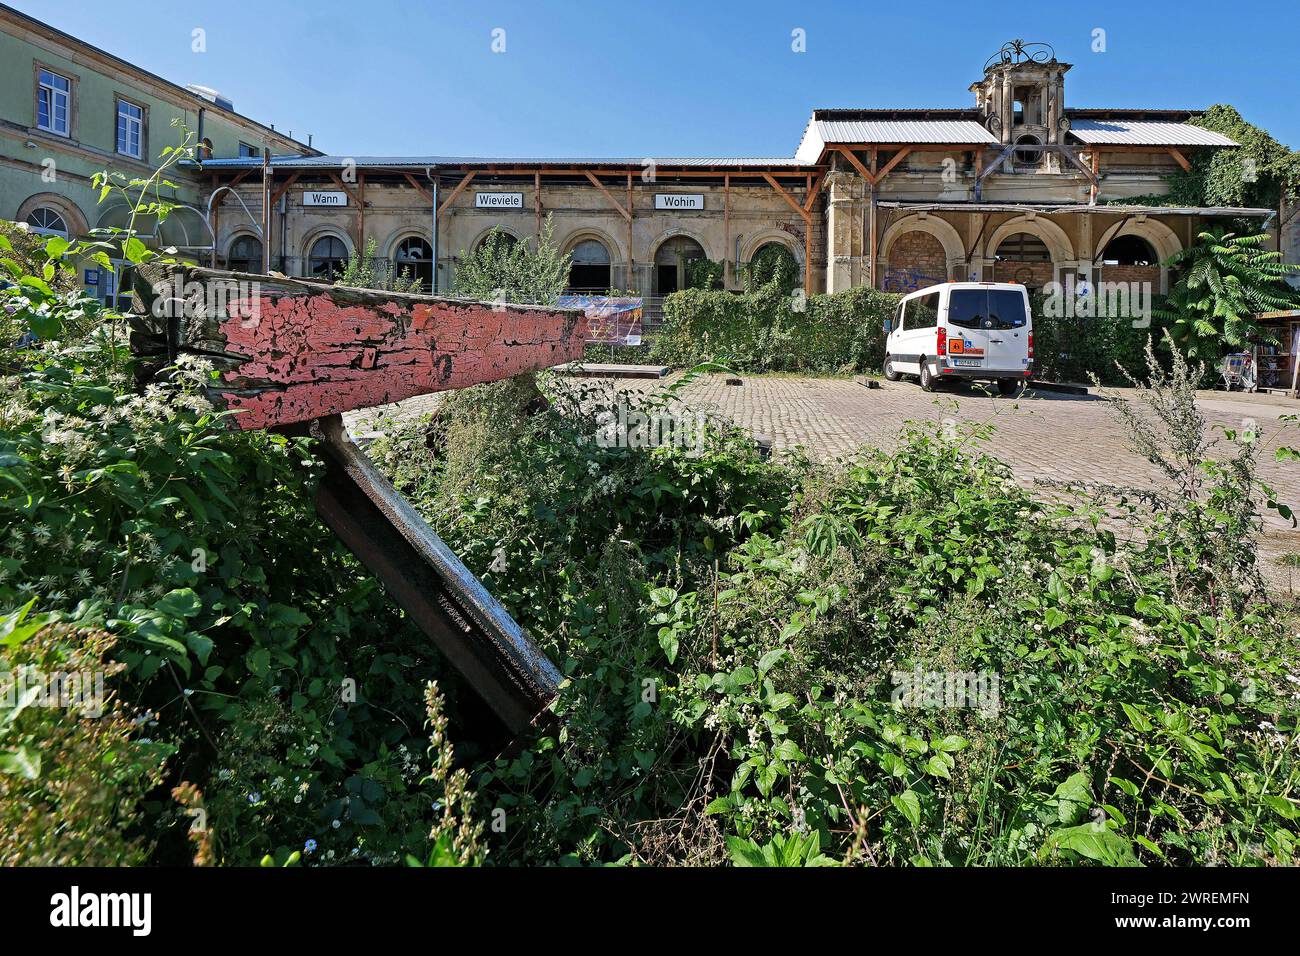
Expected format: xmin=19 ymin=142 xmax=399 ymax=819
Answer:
xmin=437 ymin=171 xmax=477 ymax=217
xmin=762 ymin=172 xmax=811 ymax=222
xmin=269 ymin=172 xmax=301 ymax=207
xmin=872 ymin=147 xmax=913 ymax=185
xmin=583 ymin=171 xmax=631 ymax=221
xmin=835 ymin=146 xmax=876 ymax=185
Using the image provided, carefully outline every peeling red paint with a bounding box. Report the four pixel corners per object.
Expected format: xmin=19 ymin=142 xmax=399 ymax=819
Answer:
xmin=216 ymin=293 xmax=586 ymax=430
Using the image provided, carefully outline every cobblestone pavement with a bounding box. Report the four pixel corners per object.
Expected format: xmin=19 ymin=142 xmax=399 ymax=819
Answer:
xmin=347 ymin=373 xmax=1300 ymax=591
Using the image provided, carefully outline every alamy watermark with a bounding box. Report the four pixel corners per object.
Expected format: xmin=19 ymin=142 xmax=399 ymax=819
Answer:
xmin=594 ymin=402 xmax=708 ymax=457
xmin=1 ymin=667 xmax=106 ymax=718
xmin=1041 ymin=274 xmax=1152 ymax=327
xmin=891 ymin=665 xmax=1000 ymax=717
xmin=150 ymin=277 xmax=262 ymax=328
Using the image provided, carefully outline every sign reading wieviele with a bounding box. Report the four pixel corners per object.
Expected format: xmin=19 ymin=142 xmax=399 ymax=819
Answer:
xmin=302 ymin=191 xmax=349 ymax=207
xmin=654 ymin=194 xmax=704 ymax=210
xmin=475 ymin=192 xmax=524 ymax=208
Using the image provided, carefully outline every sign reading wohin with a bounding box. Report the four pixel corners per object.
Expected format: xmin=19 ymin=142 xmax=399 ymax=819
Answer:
xmin=655 ymin=194 xmax=704 ymax=210
xmin=475 ymin=192 xmax=524 ymax=208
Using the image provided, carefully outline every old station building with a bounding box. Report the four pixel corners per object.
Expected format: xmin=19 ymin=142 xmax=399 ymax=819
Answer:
xmin=192 ymin=40 xmax=1274 ymax=318
xmin=1 ymin=7 xmax=1286 ymax=321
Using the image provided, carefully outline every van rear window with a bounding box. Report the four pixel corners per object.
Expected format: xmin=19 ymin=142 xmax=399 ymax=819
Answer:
xmin=948 ymin=289 xmax=1027 ymax=330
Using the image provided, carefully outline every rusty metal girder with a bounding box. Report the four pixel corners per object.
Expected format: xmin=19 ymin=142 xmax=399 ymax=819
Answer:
xmin=311 ymin=415 xmax=562 ymax=734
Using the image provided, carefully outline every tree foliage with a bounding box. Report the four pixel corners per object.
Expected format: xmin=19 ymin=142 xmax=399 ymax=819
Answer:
xmin=1155 ymin=228 xmax=1300 ymax=358
xmin=335 ymin=237 xmax=424 ymax=294
xmin=452 ymin=218 xmax=570 ymax=305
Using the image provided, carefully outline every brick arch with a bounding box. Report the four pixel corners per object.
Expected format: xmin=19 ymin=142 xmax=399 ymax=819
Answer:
xmin=985 ymin=216 xmax=1075 ymax=291
xmin=878 ymin=216 xmax=965 ymax=290
xmin=466 ymin=224 xmax=523 ymax=254
xmin=986 ymin=216 xmax=1075 ymax=263
xmin=560 ymin=227 xmax=624 ymax=265
xmin=882 ymin=231 xmax=949 ymax=290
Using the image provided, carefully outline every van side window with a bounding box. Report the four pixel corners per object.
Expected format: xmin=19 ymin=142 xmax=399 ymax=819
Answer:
xmin=913 ymin=292 xmax=940 ymax=329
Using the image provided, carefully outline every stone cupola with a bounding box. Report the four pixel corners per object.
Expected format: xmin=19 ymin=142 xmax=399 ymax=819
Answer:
xmin=971 ymin=40 xmax=1071 ymax=171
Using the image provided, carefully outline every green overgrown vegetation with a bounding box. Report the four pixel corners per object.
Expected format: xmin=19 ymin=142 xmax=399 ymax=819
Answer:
xmin=1108 ymin=104 xmax=1300 ymax=212
xmin=651 ymin=283 xmax=897 ymax=374
xmin=2 ymin=134 xmax=1298 ymax=868
xmin=335 ymin=237 xmax=424 ymax=294
xmin=363 ymin=346 xmax=1299 ymax=866
xmin=452 ymin=220 xmax=570 ymax=304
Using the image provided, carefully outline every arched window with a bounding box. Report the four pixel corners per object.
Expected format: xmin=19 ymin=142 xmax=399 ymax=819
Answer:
xmin=26 ymin=207 xmax=69 ymax=238
xmin=476 ymin=230 xmax=518 ymax=255
xmin=1101 ymin=234 xmax=1158 ymax=267
xmin=308 ymin=235 xmax=348 ymax=281
xmin=200 ymin=138 xmax=214 ymax=161
xmin=995 ymin=233 xmax=1052 ymax=262
xmin=392 ymin=236 xmax=433 ymax=290
xmin=227 ymin=235 xmax=263 ymax=273
xmin=747 ymin=242 xmax=800 ymax=291
xmin=567 ymin=239 xmax=611 ymax=292
xmin=654 ymin=236 xmax=706 ymax=295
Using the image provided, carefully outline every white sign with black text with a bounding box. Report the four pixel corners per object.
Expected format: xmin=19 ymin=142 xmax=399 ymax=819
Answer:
xmin=475 ymin=192 xmax=524 ymax=208
xmin=654 ymin=194 xmax=704 ymax=210
xmin=302 ymin=191 xmax=349 ymax=207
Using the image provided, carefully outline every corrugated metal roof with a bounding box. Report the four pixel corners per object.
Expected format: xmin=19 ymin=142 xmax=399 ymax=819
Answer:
xmin=812 ymin=119 xmax=998 ymax=145
xmin=1067 ymin=120 xmax=1237 ymax=147
xmin=192 ymin=154 xmax=814 ymax=170
xmin=878 ymin=200 xmax=1274 ymax=217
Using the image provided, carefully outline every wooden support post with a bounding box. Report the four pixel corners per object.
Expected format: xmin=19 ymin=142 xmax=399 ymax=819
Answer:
xmin=723 ymin=173 xmax=730 ymax=285
xmin=534 ymin=171 xmax=542 ymax=240
xmin=437 ymin=171 xmax=476 ymax=218
xmin=836 ymin=146 xmax=875 ymax=184
xmin=357 ymin=173 xmax=366 ymax=251
xmin=403 ymin=173 xmax=433 ymax=204
xmin=1090 ymin=149 xmax=1101 ymax=204
xmin=260 ymin=149 xmax=272 ymax=273
xmin=762 ymin=173 xmax=814 ymax=295
xmin=873 ymin=147 xmax=912 ymax=184
xmin=582 ymin=171 xmax=631 ymax=221
xmin=869 ymin=147 xmax=878 ymax=288
xmin=627 ymin=172 xmax=634 ymax=291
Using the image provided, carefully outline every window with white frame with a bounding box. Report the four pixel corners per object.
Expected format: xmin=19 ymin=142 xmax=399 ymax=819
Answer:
xmin=116 ymin=99 xmax=143 ymax=158
xmin=26 ymin=207 xmax=69 ymax=237
xmin=37 ymin=69 xmax=70 ymax=135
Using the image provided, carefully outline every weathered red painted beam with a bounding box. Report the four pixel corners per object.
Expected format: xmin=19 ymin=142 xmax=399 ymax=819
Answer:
xmin=130 ymin=265 xmax=587 ymax=430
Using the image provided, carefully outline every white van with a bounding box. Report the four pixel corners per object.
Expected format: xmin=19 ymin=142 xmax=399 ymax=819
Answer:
xmin=883 ymin=282 xmax=1033 ymax=394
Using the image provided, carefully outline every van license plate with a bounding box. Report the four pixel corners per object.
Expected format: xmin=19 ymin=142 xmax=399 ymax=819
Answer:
xmin=953 ymin=358 xmax=983 ymax=367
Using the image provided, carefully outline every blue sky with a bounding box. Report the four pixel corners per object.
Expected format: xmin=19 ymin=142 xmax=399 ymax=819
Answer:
xmin=14 ymin=0 xmax=1299 ymax=155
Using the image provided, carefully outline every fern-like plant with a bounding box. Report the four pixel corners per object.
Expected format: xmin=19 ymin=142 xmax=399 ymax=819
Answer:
xmin=1155 ymin=228 xmax=1300 ymax=360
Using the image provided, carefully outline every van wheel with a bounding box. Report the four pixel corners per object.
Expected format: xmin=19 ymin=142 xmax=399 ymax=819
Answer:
xmin=883 ymin=357 xmax=901 ymax=381
xmin=996 ymin=378 xmax=1020 ymax=397
xmin=919 ymin=361 xmax=936 ymax=392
